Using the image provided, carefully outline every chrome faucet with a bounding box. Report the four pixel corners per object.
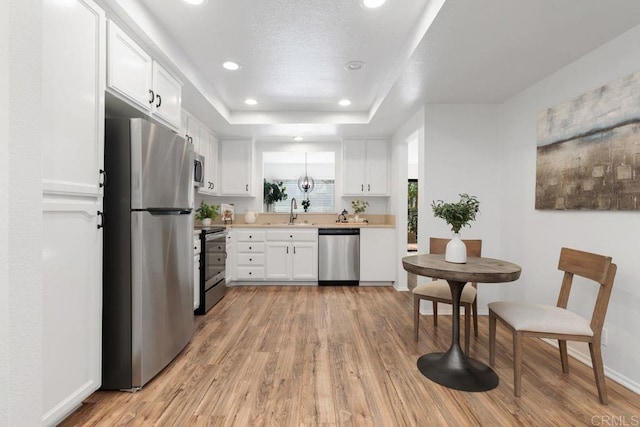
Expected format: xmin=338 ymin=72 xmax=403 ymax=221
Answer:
xmin=289 ymin=197 xmax=298 ymax=224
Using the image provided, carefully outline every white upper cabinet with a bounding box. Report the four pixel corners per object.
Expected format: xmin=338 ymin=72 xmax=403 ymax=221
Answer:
xmin=220 ymin=140 xmax=253 ymax=196
xmin=342 ymin=139 xmax=389 ymax=196
xmin=107 ymin=21 xmax=182 ymax=130
xmin=107 ymin=21 xmax=152 ymax=112
xmin=151 ymin=62 xmax=182 ymax=129
xmin=42 ymin=0 xmax=106 ymax=198
xmin=199 ymin=130 xmax=219 ymax=195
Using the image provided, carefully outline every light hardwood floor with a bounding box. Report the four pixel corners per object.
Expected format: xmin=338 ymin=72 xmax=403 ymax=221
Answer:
xmin=62 ymin=286 xmax=640 ymax=426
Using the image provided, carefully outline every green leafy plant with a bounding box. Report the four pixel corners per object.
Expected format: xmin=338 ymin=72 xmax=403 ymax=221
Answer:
xmin=196 ymin=201 xmax=219 ymax=221
xmin=301 ymin=198 xmax=311 ymax=212
xmin=431 ymin=193 xmax=480 ymax=233
xmin=263 ymin=179 xmax=288 ymax=206
xmin=351 ymin=199 xmax=369 ymax=214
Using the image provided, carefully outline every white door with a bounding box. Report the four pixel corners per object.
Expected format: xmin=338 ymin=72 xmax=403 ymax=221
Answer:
xmin=207 ymin=133 xmax=219 ymax=194
xmin=265 ymin=242 xmax=290 ymax=280
xmin=42 ymin=0 xmax=106 ymax=424
xmin=291 ymin=242 xmax=318 ymax=280
xmin=365 ymin=140 xmax=389 ymax=195
xmin=342 ymin=140 xmax=366 ymax=195
xmin=151 ymin=61 xmax=182 ymax=130
xmin=360 ymin=228 xmax=396 ymax=282
xmin=187 ymin=115 xmax=202 ymax=155
xmin=107 ymin=21 xmax=152 ymax=111
xmin=220 ymin=140 xmax=252 ymax=195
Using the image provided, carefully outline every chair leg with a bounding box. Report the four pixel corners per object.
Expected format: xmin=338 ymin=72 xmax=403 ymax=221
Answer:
xmin=464 ymin=304 xmax=470 ymax=356
xmin=559 ymin=340 xmax=569 ymax=374
xmin=513 ymin=332 xmax=523 ymax=397
xmin=413 ymin=295 xmax=420 ymax=342
xmin=589 ymin=341 xmax=609 ymax=404
xmin=489 ymin=311 xmax=496 ymax=366
xmin=472 ymin=298 xmax=479 ymax=337
xmin=432 ymin=301 xmax=438 ymax=327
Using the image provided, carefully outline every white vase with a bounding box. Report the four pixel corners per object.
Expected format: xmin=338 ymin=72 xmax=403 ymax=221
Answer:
xmin=244 ymin=210 xmax=257 ymax=224
xmin=201 ymin=218 xmax=212 ymax=227
xmin=446 ymin=233 xmax=467 ymax=263
xmin=354 ymin=214 xmax=360 ymax=223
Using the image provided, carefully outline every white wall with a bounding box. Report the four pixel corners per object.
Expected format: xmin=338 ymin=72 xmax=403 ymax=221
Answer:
xmin=2 ymin=0 xmax=44 ymax=424
xmin=422 ymin=105 xmax=503 ymax=309
xmin=391 ymin=107 xmax=424 ymax=290
xmin=498 ymin=24 xmax=640 ymax=392
xmin=1 ymin=0 xmax=9 ymax=422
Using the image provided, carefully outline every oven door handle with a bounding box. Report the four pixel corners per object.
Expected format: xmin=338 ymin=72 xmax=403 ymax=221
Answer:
xmin=205 ymin=232 xmax=227 ymax=241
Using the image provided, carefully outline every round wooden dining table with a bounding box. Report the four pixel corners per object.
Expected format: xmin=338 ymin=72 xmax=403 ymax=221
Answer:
xmin=403 ymin=253 xmax=522 ymax=392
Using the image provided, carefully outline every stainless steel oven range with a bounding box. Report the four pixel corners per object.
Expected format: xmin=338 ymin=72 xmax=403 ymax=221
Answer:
xmin=196 ymin=227 xmax=227 ymax=314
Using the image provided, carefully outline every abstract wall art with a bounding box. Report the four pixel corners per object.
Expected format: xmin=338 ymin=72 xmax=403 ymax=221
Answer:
xmin=536 ymin=72 xmax=640 ymax=210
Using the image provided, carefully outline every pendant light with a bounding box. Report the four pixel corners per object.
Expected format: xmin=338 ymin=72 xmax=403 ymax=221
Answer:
xmin=297 ymin=153 xmax=315 ymax=194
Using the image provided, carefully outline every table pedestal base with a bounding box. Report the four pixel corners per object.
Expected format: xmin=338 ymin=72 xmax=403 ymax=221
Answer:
xmin=417 ymin=351 xmax=499 ymax=392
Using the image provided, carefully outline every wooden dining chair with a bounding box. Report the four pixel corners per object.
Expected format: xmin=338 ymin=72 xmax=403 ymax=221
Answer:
xmin=412 ymin=237 xmax=482 ymax=355
xmin=488 ymin=247 xmax=617 ymax=404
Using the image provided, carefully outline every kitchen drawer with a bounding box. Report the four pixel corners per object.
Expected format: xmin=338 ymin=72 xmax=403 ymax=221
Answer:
xmin=266 ymin=229 xmax=318 ymax=242
xmin=193 ymin=237 xmax=201 ymax=255
xmin=207 ymin=242 xmax=225 ymax=253
xmin=237 ymin=266 xmax=265 ymax=280
xmin=237 ymin=253 xmax=265 ymax=266
xmin=237 ymin=242 xmax=265 ymax=253
xmin=236 ymin=230 xmax=266 ymax=242
xmin=205 ymin=252 xmax=226 ymax=266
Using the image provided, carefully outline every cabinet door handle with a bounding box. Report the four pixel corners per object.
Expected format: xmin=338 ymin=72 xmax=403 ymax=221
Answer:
xmin=212 ymin=183 xmax=214 ymax=190
xmin=293 ymin=246 xmax=296 ymax=254
xmin=186 ymin=134 xmax=191 ymax=143
xmin=368 ymin=184 xmax=370 ymax=192
xmin=156 ymin=94 xmax=162 ymax=108
xmin=286 ymin=247 xmax=289 ymax=254
xmin=97 ymin=211 xmax=104 ymax=229
xmin=245 ymin=184 xmax=249 ymax=192
xmin=148 ymin=89 xmax=155 ymax=104
xmin=361 ymin=184 xmax=364 ymax=192
xmin=249 ymin=258 xmax=252 ymax=262
xmin=99 ymin=169 xmax=107 ymax=188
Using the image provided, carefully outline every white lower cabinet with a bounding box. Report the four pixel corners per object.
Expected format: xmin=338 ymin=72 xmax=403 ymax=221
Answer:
xmin=232 ymin=228 xmax=318 ymax=282
xmin=235 ymin=230 xmax=266 ymax=280
xmin=265 ymin=229 xmax=318 ymax=281
xmin=42 ymin=200 xmax=103 ymax=426
xmin=360 ymin=228 xmax=397 ymax=283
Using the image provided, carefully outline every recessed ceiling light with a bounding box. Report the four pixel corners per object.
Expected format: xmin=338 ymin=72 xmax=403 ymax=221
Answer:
xmin=345 ymin=61 xmax=365 ymax=71
xmin=339 ymin=99 xmax=352 ymax=107
xmin=361 ymin=0 xmax=386 ymax=8
xmin=244 ymin=98 xmax=258 ymax=105
xmin=293 ymin=136 xmax=304 ymax=142
xmin=183 ymin=0 xmax=207 ymax=5
xmin=222 ymin=61 xmax=240 ymax=71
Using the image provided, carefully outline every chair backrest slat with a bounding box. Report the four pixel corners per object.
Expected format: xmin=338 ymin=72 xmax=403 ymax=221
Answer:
xmin=556 ymin=247 xmax=617 ymax=334
xmin=558 ymin=247 xmax=612 ymax=284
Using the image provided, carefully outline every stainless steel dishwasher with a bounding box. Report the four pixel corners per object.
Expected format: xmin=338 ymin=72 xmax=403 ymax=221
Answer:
xmin=318 ymin=228 xmax=360 ymax=286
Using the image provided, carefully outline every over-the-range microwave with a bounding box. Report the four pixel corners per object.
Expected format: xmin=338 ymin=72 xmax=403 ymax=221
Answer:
xmin=194 ymin=154 xmax=204 ymax=187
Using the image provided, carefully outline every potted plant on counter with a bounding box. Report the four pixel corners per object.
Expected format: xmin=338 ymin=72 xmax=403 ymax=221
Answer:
xmin=431 ymin=193 xmax=480 ymax=263
xmin=302 ymin=197 xmax=311 ymax=212
xmin=196 ymin=201 xmax=219 ymax=227
xmin=263 ymin=179 xmax=288 ymax=212
xmin=351 ymin=199 xmax=369 ymax=223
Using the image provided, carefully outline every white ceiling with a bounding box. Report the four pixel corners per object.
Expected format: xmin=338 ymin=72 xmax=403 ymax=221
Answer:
xmin=121 ymin=0 xmax=640 ymax=139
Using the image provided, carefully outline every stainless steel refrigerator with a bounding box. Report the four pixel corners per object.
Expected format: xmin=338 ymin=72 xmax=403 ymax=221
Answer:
xmin=102 ymin=118 xmax=194 ymax=390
